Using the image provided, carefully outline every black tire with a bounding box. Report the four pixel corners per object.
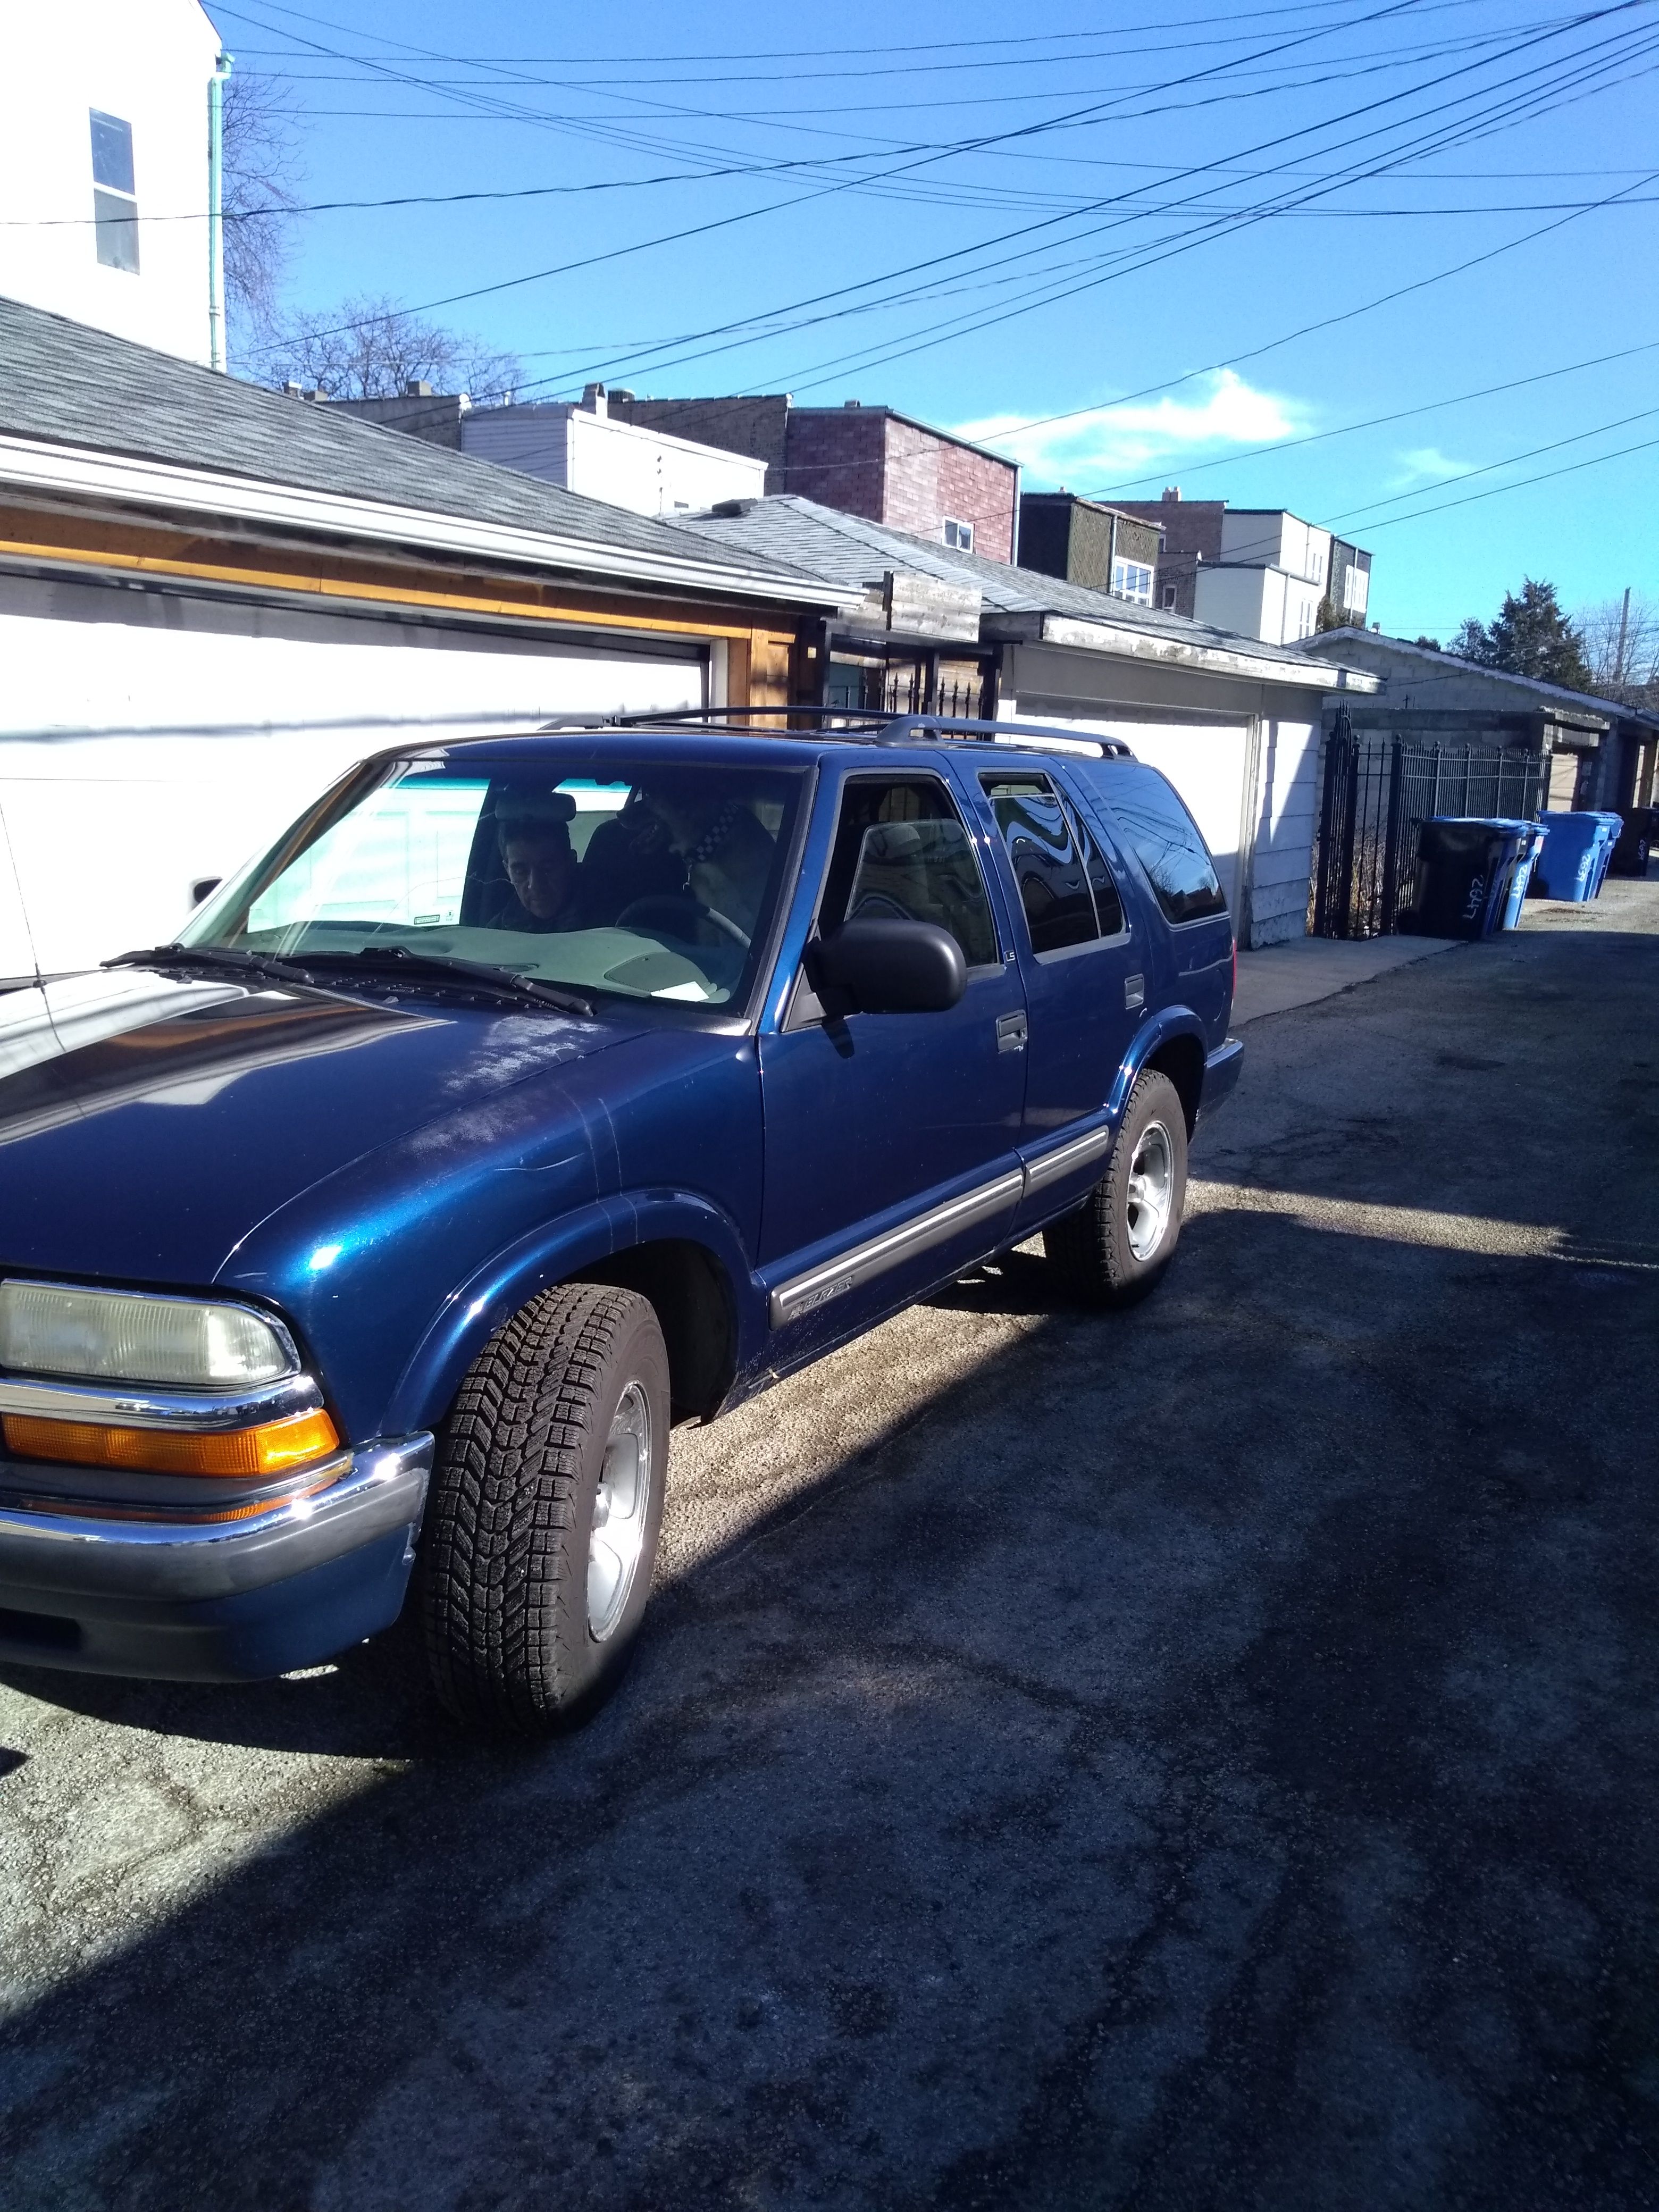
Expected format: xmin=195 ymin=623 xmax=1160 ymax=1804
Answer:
xmin=420 ymin=1284 xmax=669 ymax=1735
xmin=1044 ymin=1070 xmax=1188 ymax=1308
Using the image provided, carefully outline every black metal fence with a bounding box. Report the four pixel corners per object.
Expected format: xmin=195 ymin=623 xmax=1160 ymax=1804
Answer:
xmin=1311 ymin=720 xmax=1546 ymax=939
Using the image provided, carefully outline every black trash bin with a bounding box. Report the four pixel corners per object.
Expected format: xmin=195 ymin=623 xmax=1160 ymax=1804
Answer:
xmin=1404 ymin=817 xmax=1535 ymax=940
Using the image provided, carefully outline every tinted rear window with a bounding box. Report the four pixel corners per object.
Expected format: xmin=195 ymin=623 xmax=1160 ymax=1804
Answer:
xmin=1087 ymin=763 xmax=1227 ymax=925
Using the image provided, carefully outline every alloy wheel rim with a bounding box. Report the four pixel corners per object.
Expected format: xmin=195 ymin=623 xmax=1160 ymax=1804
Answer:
xmin=588 ymin=1381 xmax=652 ymax=1643
xmin=1125 ymin=1119 xmax=1175 ymax=1262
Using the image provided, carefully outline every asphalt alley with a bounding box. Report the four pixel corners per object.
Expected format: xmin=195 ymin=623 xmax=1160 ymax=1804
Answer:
xmin=2 ymin=879 xmax=1656 ymax=2212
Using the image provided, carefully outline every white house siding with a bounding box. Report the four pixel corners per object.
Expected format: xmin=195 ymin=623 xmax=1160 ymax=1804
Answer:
xmin=1244 ymin=717 xmax=1321 ymax=945
xmin=460 ymin=407 xmax=766 ymax=519
xmin=0 ymin=0 xmax=222 ymax=364
xmin=0 ymin=572 xmax=706 ymax=977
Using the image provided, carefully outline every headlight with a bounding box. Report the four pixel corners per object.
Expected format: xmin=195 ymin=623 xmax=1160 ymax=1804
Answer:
xmin=0 ymin=1281 xmax=296 ymax=1388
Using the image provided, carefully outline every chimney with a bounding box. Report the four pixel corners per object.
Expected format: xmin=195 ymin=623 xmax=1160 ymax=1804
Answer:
xmin=581 ymin=382 xmax=609 ymax=418
xmin=843 ymin=399 xmax=862 ymax=409
xmin=1163 ymin=485 xmax=1182 ymax=501
xmin=404 ymin=379 xmax=433 ymax=397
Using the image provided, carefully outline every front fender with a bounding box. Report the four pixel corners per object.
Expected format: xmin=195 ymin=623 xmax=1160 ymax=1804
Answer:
xmin=382 ymin=1189 xmax=766 ymax=1437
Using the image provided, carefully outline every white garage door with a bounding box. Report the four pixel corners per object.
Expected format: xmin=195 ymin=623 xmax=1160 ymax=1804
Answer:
xmin=0 ymin=574 xmax=708 ymax=976
xmin=1001 ymin=712 xmax=1252 ymax=924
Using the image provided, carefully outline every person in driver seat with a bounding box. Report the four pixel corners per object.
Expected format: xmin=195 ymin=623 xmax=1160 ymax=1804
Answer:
xmin=640 ymin=772 xmax=776 ymax=939
xmin=487 ymin=794 xmax=585 ymax=933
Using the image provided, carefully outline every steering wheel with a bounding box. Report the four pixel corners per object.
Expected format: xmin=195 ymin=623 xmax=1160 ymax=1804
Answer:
xmin=616 ymin=894 xmax=751 ymax=951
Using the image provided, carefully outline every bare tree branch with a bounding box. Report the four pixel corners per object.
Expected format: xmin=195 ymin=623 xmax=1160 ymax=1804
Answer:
xmin=221 ymin=72 xmax=306 ymax=357
xmin=1576 ymin=593 xmax=1659 ymax=706
xmin=260 ymin=295 xmax=522 ymax=406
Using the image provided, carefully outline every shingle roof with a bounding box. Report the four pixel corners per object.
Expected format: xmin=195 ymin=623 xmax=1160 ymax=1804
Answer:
xmin=669 ymin=493 xmax=1331 ymax=675
xmin=0 ymin=295 xmax=839 ymax=596
xmin=1300 ymin=630 xmax=1659 ymax=731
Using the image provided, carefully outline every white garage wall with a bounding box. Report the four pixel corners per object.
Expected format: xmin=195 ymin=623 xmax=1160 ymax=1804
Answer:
xmin=0 ymin=573 xmax=707 ymax=977
xmin=1246 ymin=718 xmax=1321 ymax=945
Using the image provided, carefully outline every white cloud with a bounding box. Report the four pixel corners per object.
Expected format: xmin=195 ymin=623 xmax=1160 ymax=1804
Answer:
xmin=954 ymin=370 xmax=1307 ymax=491
xmin=1389 ymin=446 xmax=1477 ymax=491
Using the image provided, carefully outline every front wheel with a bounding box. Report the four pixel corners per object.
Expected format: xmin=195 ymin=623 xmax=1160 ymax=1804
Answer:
xmin=420 ymin=1284 xmax=669 ymax=1734
xmin=1044 ymin=1070 xmax=1188 ymax=1307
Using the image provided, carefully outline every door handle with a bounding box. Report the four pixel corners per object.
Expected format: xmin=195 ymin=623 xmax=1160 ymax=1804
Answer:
xmin=996 ymin=1011 xmax=1028 ymax=1053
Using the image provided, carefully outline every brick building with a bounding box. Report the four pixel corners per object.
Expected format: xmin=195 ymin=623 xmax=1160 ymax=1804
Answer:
xmin=1110 ymin=491 xmax=1227 ymax=618
xmin=1017 ymin=492 xmax=1164 ymax=604
xmin=1112 ymin=490 xmax=1372 ymax=644
xmin=602 ymin=393 xmax=1020 ymax=563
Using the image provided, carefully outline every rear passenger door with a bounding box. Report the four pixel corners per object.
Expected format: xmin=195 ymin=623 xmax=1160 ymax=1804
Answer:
xmin=970 ymin=764 xmax=1143 ymax=1204
xmin=756 ymin=769 xmax=1027 ymax=1352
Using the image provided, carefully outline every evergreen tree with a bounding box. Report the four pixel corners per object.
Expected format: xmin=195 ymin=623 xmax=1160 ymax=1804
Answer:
xmin=1451 ymin=580 xmax=1593 ymax=690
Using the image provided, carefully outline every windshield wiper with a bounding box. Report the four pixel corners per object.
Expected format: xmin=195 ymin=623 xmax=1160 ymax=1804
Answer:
xmin=107 ymin=941 xmax=593 ymax=1018
xmin=105 ymin=943 xmax=323 ymax=986
xmin=297 ymin=945 xmax=593 ymax=1018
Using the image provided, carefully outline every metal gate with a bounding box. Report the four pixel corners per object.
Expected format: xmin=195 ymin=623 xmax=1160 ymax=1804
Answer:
xmin=1311 ymin=715 xmax=1545 ymax=939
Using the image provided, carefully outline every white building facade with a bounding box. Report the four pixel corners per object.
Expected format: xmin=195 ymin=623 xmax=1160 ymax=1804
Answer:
xmin=0 ymin=0 xmax=223 ymax=365
xmin=1194 ymin=511 xmax=1334 ymax=647
xmin=458 ymin=393 xmax=768 ymax=519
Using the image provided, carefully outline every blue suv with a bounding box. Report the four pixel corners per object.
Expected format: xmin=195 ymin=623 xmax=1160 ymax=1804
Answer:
xmin=0 ymin=715 xmax=1241 ymax=1731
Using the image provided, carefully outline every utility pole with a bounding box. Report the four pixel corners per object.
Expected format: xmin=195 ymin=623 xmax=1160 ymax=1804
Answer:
xmin=1615 ymin=584 xmax=1631 ymax=686
xmin=207 ymin=53 xmax=233 ymax=372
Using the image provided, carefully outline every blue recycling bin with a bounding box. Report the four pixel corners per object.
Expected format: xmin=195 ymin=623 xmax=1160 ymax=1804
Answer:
xmin=1499 ymin=823 xmax=1547 ymax=929
xmin=1532 ymin=811 xmax=1623 ymax=901
xmin=1407 ymin=818 xmax=1538 ymax=940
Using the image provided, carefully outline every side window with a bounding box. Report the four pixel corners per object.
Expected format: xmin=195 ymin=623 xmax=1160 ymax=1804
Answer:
xmin=1092 ymin=763 xmax=1228 ymax=924
xmin=90 ymin=111 xmax=139 ymax=274
xmin=981 ymin=774 xmax=1120 ymax=954
xmin=1070 ymin=799 xmax=1126 ymax=936
xmin=819 ymin=776 xmax=999 ymax=969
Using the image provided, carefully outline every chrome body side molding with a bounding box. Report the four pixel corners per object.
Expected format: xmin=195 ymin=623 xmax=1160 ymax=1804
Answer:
xmin=1021 ymin=1120 xmax=1114 ymax=1194
xmin=769 ymin=1170 xmax=1025 ymax=1328
xmin=769 ymin=1114 xmax=1120 ymax=1330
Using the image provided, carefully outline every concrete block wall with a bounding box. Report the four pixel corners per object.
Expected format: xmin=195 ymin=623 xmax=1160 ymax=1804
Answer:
xmin=604 ymin=396 xmax=792 ymax=490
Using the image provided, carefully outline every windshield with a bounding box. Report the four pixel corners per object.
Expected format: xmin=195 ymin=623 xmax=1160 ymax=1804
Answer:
xmin=182 ymin=753 xmax=806 ymax=1011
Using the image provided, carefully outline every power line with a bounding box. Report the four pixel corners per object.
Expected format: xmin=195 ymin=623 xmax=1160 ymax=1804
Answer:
xmin=235 ymin=0 xmax=1472 ymax=353
xmin=1314 ymin=403 xmax=1659 ymax=530
xmin=1328 ymin=430 xmax=1659 ymax=529
xmin=372 ymin=6 xmax=1658 ymax=413
xmin=1068 ymin=337 xmax=1659 ymax=498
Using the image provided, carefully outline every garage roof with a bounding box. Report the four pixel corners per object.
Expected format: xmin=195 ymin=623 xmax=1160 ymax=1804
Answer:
xmin=0 ymin=297 xmax=848 ymax=610
xmin=671 ymin=495 xmax=1378 ymax=692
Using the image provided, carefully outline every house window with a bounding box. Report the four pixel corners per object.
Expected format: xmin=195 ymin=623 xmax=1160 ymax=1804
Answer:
xmin=943 ymin=517 xmax=974 ymax=552
xmin=1110 ymin=558 xmax=1154 ymax=606
xmin=1161 ymin=584 xmax=1178 ymax=610
xmin=90 ymin=110 xmax=139 ymax=272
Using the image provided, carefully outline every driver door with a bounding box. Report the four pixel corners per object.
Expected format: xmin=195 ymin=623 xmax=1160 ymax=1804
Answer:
xmin=756 ymin=769 xmax=1028 ymax=1356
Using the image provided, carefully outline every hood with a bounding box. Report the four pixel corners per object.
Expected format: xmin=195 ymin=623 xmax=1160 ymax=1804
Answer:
xmin=0 ymin=967 xmax=642 ymax=1287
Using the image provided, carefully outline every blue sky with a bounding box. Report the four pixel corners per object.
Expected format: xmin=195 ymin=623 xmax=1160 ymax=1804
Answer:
xmin=211 ymin=0 xmax=1659 ymax=642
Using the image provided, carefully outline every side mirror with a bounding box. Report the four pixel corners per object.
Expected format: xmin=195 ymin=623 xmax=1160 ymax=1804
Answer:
xmin=810 ymin=918 xmax=967 ymax=1015
xmin=189 ymin=876 xmax=223 ymax=908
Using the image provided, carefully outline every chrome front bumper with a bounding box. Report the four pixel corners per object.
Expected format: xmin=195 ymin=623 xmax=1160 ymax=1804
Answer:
xmin=0 ymin=1434 xmax=433 ymax=1681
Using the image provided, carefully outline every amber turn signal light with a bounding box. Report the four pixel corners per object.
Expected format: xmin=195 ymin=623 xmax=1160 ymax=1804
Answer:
xmin=1 ymin=1406 xmax=341 ymax=1479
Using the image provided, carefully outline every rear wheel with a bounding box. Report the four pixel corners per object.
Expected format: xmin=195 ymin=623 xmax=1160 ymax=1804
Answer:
xmin=1044 ymin=1069 xmax=1188 ymax=1307
xmin=421 ymin=1284 xmax=668 ymax=1734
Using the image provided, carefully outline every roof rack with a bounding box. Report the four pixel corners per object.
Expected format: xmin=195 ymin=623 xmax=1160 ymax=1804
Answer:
xmin=539 ymin=705 xmax=1135 ymax=759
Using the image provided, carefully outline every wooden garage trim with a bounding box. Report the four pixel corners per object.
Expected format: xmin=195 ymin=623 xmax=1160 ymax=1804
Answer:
xmin=0 ymin=509 xmax=805 ymax=714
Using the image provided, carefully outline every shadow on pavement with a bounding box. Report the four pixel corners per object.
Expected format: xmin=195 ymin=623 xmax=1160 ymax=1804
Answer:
xmin=2 ymin=903 xmax=1657 ymax=2210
